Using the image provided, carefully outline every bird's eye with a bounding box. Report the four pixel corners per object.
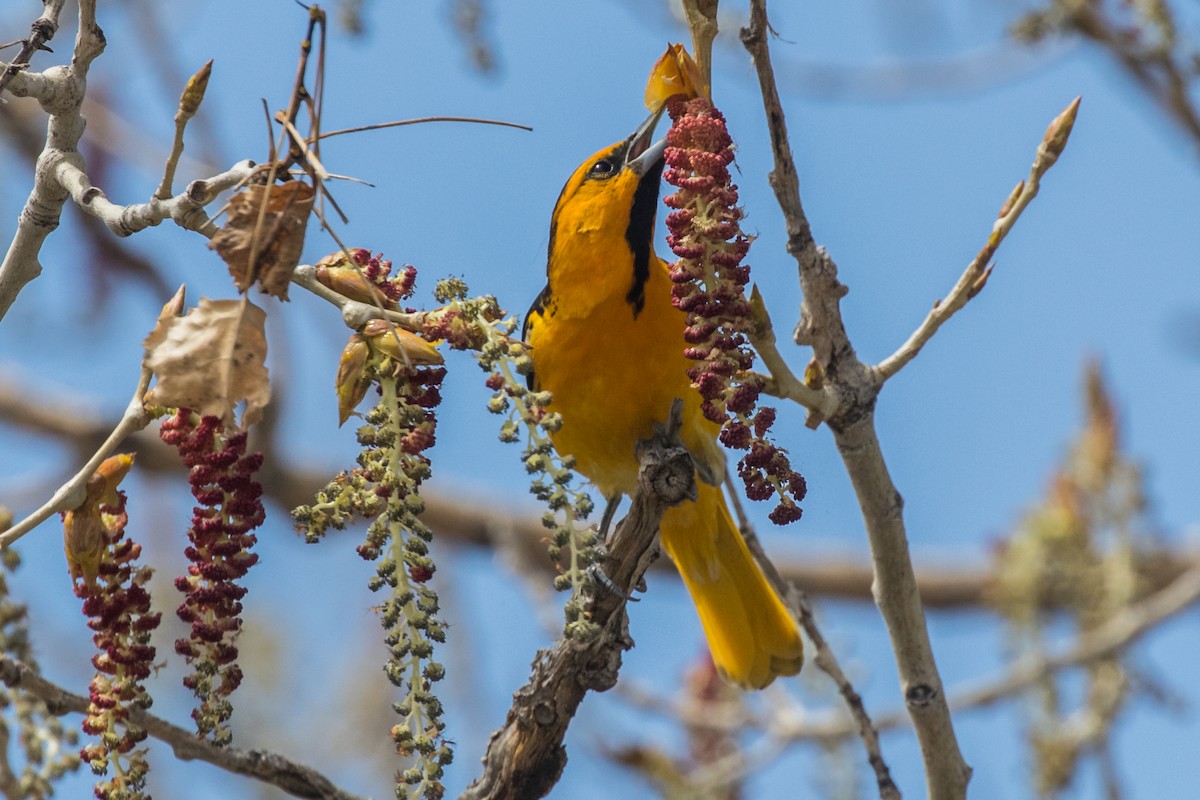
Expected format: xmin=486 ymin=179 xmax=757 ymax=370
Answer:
xmin=589 ymin=159 xmax=616 ymax=178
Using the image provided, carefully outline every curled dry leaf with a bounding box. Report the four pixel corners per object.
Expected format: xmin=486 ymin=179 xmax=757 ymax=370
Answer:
xmin=645 ymin=43 xmax=706 ymax=112
xmin=143 ymin=297 xmax=271 ymax=428
xmin=361 ymin=318 xmax=444 ymax=366
xmin=314 ymin=258 xmax=396 ymax=308
xmin=335 ymin=334 xmax=371 ymax=426
xmin=63 ymin=453 xmax=135 ymax=585
xmin=210 ymin=181 xmax=315 ymax=300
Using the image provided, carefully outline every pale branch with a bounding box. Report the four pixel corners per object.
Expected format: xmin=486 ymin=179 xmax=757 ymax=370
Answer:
xmin=826 ymin=416 xmax=970 ymax=798
xmin=0 ymin=655 xmax=364 ymax=800
xmin=741 ymin=2 xmax=971 ymax=797
xmin=0 ymin=368 xmax=151 ymax=549
xmin=746 ymin=285 xmax=837 ymax=424
xmin=156 ymin=59 xmax=213 ymax=201
xmin=946 ymin=563 xmax=1200 ymax=714
xmin=738 ymin=6 xmax=850 ymax=379
xmin=290 ymin=263 xmax=428 ymax=330
xmin=0 ymin=94 xmax=174 ymax=297
xmin=0 ymin=1 xmax=66 ymax=94
xmin=0 ymin=1 xmax=252 ymax=321
xmin=0 ymin=1 xmax=105 ymax=322
xmin=730 ymin=480 xmax=898 ymax=800
xmin=55 ymin=157 xmax=258 ymax=239
xmin=799 ymin=561 xmax=1200 ymax=740
xmin=875 ymin=97 xmax=1080 ymax=382
xmin=461 ymin=401 xmax=695 ymax=800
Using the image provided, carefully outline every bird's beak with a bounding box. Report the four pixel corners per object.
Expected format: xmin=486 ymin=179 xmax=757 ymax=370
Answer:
xmin=626 ymin=105 xmax=668 ymax=176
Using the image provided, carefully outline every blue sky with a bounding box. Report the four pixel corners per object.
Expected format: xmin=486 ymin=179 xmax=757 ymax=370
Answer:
xmin=1 ymin=1 xmax=1198 ymax=798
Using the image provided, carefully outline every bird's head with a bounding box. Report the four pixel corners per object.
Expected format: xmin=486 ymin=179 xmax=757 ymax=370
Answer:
xmin=549 ymin=106 xmax=668 ymax=247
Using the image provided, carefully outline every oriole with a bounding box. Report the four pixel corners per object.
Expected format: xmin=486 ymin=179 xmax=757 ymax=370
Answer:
xmin=524 ymin=109 xmax=804 ymax=689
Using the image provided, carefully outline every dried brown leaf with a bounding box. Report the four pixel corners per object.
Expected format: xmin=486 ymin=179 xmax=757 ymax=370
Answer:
xmin=316 ymin=264 xmax=395 ymax=308
xmin=210 ymin=181 xmax=314 ymax=300
xmin=336 ymin=334 xmax=371 ymax=426
xmin=143 ymin=297 xmax=271 ymax=428
xmin=64 ymin=453 xmax=135 ymax=585
xmin=143 ymin=285 xmax=187 ymax=354
xmin=361 ymin=319 xmax=444 ymax=366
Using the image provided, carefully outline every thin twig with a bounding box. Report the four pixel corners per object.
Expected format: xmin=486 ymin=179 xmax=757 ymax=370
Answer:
xmin=1039 ymin=4 xmax=1200 ymax=149
xmin=0 ymin=0 xmax=66 ymax=97
xmin=313 ymin=116 xmax=532 ymax=141
xmin=0 ymin=368 xmax=151 ymax=549
xmin=155 ymin=60 xmax=213 ymax=201
xmin=875 ymin=98 xmax=1080 ymax=381
xmin=0 ymin=656 xmax=364 ymax=800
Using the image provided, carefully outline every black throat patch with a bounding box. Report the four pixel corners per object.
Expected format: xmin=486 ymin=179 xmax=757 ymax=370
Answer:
xmin=623 ymin=156 xmax=666 ymax=317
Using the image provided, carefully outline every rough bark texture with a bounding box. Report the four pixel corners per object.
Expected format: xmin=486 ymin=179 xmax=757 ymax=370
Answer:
xmin=462 ymin=405 xmax=696 ymax=800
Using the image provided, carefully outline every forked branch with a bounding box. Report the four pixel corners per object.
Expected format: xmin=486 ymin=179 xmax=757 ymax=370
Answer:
xmin=741 ymin=2 xmax=973 ymax=797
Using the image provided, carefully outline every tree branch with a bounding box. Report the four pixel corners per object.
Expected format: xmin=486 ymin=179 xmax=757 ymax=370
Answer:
xmin=876 ymin=98 xmax=1080 ymax=381
xmin=636 ymin=562 xmax=1200 ymax=766
xmin=0 ymin=367 xmax=152 ymax=549
xmin=0 ymin=0 xmax=107 ymax=321
xmin=0 ymin=0 xmax=67 ymax=97
xmin=727 ymin=482 xmax=897 ymax=798
xmin=5 ymin=378 xmax=1196 ymax=611
xmin=461 ymin=401 xmax=696 ymax=800
xmin=741 ymin=3 xmax=972 ymax=796
xmin=0 ymin=656 xmax=364 ymax=800
xmin=54 ymin=157 xmax=258 ymax=239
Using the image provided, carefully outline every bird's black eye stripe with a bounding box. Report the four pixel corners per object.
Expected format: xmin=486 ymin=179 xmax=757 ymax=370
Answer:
xmin=589 ymin=158 xmax=616 ymax=178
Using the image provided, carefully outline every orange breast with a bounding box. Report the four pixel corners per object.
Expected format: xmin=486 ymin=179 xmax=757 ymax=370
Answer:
xmin=527 ymin=258 xmax=722 ymax=498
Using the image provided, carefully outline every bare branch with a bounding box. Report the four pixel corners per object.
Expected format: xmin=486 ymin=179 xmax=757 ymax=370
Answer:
xmin=729 ymin=481 xmax=898 ymax=799
xmin=7 ymin=377 xmax=1197 ymax=612
xmin=741 ymin=3 xmax=971 ymax=796
xmin=0 ymin=368 xmax=151 ymax=549
xmin=56 ymin=157 xmax=258 ymax=239
xmin=0 ymin=0 xmax=67 ymax=98
xmin=0 ymin=656 xmax=365 ymax=800
xmin=641 ymin=563 xmax=1200 ymax=765
xmin=876 ymin=97 xmax=1080 ymax=381
xmin=0 ymin=3 xmax=254 ymax=321
xmin=950 ymin=563 xmax=1200 ymax=713
xmin=156 ymin=59 xmax=214 ymax=200
xmin=462 ymin=401 xmax=694 ymax=800
xmin=313 ymin=115 xmax=532 ymax=142
xmin=290 ymin=263 xmax=428 ymax=330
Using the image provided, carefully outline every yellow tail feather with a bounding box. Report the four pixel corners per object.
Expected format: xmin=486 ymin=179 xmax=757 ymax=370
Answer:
xmin=658 ymin=482 xmax=804 ymax=689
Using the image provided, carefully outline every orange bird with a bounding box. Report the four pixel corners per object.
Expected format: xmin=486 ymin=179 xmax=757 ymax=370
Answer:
xmin=524 ymin=109 xmax=803 ymax=689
